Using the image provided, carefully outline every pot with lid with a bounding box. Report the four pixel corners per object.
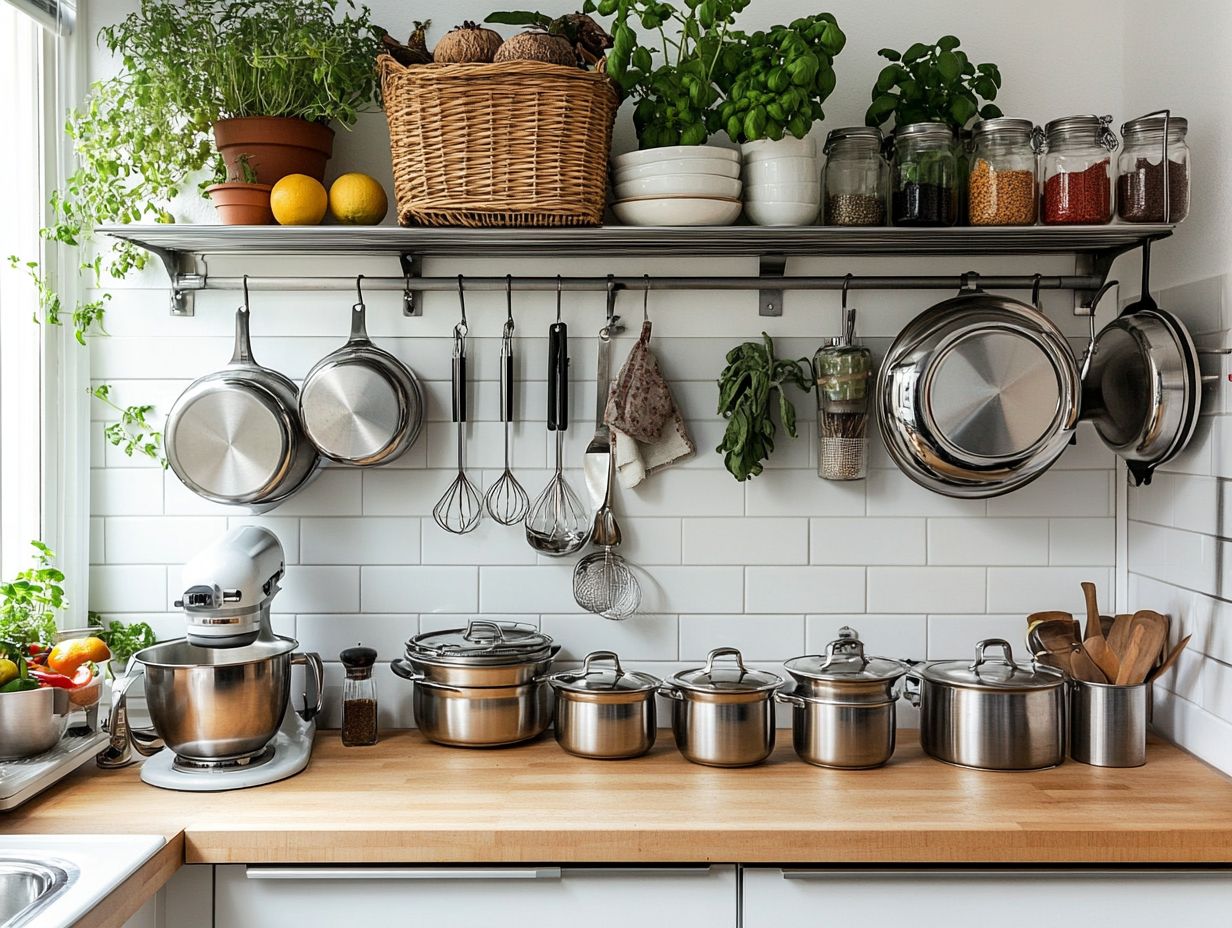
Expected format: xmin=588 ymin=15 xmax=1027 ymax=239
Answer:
xmin=661 ymin=647 xmax=782 ymax=767
xmin=905 ymin=638 xmax=1066 ymax=771
xmin=548 ymin=651 xmax=660 ymax=760
xmin=391 ymin=621 xmax=559 ymax=747
xmin=777 ymin=627 xmax=910 ymax=769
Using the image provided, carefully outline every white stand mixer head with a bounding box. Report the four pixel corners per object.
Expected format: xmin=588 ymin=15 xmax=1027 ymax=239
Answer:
xmin=176 ymin=525 xmax=285 ymax=647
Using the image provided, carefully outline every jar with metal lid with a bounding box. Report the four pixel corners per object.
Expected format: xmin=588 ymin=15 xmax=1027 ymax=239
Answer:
xmin=822 ymin=127 xmax=887 ymax=226
xmin=778 ymin=627 xmax=910 ymax=769
xmin=549 ymin=651 xmax=660 ymax=760
xmin=905 ymin=638 xmax=1066 ymax=770
xmin=1041 ymin=114 xmax=1118 ymax=225
xmin=967 ymin=117 xmax=1041 ymax=225
xmin=339 ymin=646 xmax=378 ymax=747
xmin=661 ymin=647 xmax=782 ymax=767
xmin=1118 ymin=112 xmax=1189 ymax=223
xmin=891 ymin=122 xmax=958 ymax=226
xmin=813 ymin=300 xmax=872 ymax=481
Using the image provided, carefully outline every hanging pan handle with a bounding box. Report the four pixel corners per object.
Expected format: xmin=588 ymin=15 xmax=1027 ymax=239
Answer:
xmin=348 ymin=276 xmax=373 ymax=345
xmin=230 ymin=276 xmax=257 ymax=366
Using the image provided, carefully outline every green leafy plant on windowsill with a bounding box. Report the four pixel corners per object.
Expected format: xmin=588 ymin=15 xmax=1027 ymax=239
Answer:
xmin=0 ymin=542 xmax=67 ymax=654
xmin=865 ymin=35 xmax=1002 ymax=132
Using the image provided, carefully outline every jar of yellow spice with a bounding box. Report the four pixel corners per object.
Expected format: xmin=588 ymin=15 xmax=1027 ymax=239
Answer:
xmin=968 ymin=118 xmax=1042 ymax=225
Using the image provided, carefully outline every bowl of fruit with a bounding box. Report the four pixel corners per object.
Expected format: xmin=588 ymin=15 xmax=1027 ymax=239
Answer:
xmin=0 ymin=636 xmax=111 ymax=760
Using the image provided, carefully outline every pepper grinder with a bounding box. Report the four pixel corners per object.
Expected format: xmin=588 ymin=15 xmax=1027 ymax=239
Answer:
xmin=339 ymin=646 xmax=378 ymax=747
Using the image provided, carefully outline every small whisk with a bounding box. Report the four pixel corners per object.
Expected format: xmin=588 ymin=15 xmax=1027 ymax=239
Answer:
xmin=433 ymin=278 xmax=482 ymax=534
xmin=485 ymin=277 xmax=530 ymax=526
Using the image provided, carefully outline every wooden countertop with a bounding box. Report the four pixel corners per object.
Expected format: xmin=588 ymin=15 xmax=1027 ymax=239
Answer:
xmin=8 ymin=731 xmax=1232 ymax=868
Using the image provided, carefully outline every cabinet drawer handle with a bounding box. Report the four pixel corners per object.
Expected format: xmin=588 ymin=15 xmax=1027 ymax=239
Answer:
xmin=778 ymin=869 xmax=1232 ymax=880
xmin=245 ymin=867 xmax=562 ymax=881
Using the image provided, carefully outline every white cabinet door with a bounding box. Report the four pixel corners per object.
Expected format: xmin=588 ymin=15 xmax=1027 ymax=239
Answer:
xmin=742 ymin=868 xmax=1232 ymax=928
xmin=215 ymin=864 xmax=736 ymax=928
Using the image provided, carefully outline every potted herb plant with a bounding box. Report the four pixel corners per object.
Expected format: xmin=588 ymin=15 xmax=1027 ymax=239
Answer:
xmin=204 ymin=155 xmax=273 ymax=225
xmin=101 ymin=0 xmax=384 ymax=186
xmin=864 ymin=36 xmax=1002 ymax=132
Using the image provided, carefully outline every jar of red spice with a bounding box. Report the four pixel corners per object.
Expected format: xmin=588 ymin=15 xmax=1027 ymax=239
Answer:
xmin=1118 ymin=113 xmax=1189 ymax=223
xmin=1041 ymin=115 xmax=1118 ymax=225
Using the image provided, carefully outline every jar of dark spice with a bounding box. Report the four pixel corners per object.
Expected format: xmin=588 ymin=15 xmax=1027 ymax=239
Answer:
xmin=1118 ymin=113 xmax=1189 ymax=223
xmin=1041 ymin=114 xmax=1118 ymax=225
xmin=340 ymin=645 xmax=379 ymax=747
xmin=968 ymin=118 xmax=1041 ymax=226
xmin=822 ymin=127 xmax=888 ymax=226
xmin=892 ymin=123 xmax=957 ymax=226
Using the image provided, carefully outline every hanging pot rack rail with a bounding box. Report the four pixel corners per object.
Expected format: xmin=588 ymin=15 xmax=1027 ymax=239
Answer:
xmin=95 ymin=222 xmax=1174 ymax=318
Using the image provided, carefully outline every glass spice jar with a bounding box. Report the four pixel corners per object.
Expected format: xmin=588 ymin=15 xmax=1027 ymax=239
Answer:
xmin=967 ymin=117 xmax=1041 ymax=226
xmin=891 ymin=122 xmax=958 ymax=226
xmin=1041 ymin=114 xmax=1118 ymax=225
xmin=1118 ymin=113 xmax=1189 ymax=223
xmin=340 ymin=646 xmax=379 ymax=747
xmin=822 ymin=127 xmax=888 ymax=226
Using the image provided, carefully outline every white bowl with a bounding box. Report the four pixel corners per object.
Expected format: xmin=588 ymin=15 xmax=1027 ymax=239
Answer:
xmin=744 ymin=157 xmax=819 ymax=185
xmin=744 ymin=199 xmax=820 ymax=226
xmin=744 ymin=182 xmax=821 ymax=203
xmin=611 ymin=144 xmax=740 ymax=170
xmin=741 ymin=136 xmax=817 ymax=162
xmin=613 ymin=196 xmax=743 ymax=226
xmin=615 ymin=174 xmax=743 ymax=200
xmin=613 ymin=158 xmax=741 ymax=182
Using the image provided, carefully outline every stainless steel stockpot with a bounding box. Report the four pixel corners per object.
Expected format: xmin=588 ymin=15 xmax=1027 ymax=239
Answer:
xmin=661 ymin=647 xmax=782 ymax=768
xmin=0 ymin=685 xmax=70 ymax=760
xmin=548 ymin=651 xmax=660 ymax=760
xmin=906 ymin=638 xmax=1066 ymax=771
xmin=778 ymin=627 xmax=910 ymax=768
xmin=409 ymin=679 xmax=552 ymax=748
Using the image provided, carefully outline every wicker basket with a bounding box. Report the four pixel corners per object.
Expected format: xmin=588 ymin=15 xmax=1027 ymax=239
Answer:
xmin=379 ymin=56 xmax=619 ymax=227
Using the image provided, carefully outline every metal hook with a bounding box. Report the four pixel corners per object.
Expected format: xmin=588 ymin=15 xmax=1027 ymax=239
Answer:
xmin=642 ymin=274 xmax=650 ymax=322
xmin=242 ymin=274 xmax=250 ymax=312
xmin=454 ymin=274 xmax=468 ymax=342
xmin=555 ymin=276 xmax=563 ymax=323
xmin=503 ymin=274 xmax=515 ymax=338
xmin=958 ymin=271 xmax=981 ymax=294
xmin=1077 ymin=279 xmax=1119 ymax=381
xmin=355 ymin=274 xmax=366 ymax=309
xmin=841 ymin=273 xmax=853 ymax=310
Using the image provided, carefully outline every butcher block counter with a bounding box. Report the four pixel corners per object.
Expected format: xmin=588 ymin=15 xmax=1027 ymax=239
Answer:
xmin=8 ymin=730 xmax=1232 ymax=867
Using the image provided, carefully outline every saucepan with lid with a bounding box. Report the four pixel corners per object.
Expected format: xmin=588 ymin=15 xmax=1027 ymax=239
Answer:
xmin=905 ymin=638 xmax=1066 ymax=771
xmin=660 ymin=647 xmax=782 ymax=767
xmin=777 ymin=627 xmax=910 ymax=768
xmin=548 ymin=650 xmax=660 ymax=760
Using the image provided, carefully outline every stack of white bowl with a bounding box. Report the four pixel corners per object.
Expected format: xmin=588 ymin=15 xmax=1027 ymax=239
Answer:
xmin=741 ymin=137 xmax=821 ymax=226
xmin=611 ymin=145 xmax=743 ymax=226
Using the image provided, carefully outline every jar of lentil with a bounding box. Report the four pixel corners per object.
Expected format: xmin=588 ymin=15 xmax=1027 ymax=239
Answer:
xmin=1041 ymin=115 xmax=1118 ymax=225
xmin=822 ymin=127 xmax=888 ymax=226
xmin=1118 ymin=113 xmax=1189 ymax=223
xmin=968 ymin=117 xmax=1041 ymax=225
xmin=892 ymin=123 xmax=958 ymax=226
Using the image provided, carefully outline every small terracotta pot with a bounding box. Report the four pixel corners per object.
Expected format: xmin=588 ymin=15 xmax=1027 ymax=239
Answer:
xmin=205 ymin=183 xmax=274 ymax=225
xmin=213 ymin=116 xmax=334 ymax=185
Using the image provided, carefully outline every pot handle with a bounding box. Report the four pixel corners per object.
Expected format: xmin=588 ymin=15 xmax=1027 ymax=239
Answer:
xmin=580 ymin=650 xmax=624 ymax=677
xmin=658 ymin=683 xmax=684 ymax=701
xmin=703 ymin=646 xmax=749 ymax=677
xmin=96 ymin=660 xmax=165 ymax=769
xmin=292 ymin=651 xmax=324 ymax=722
xmin=390 ymin=657 xmax=425 ymax=682
xmin=347 ymin=287 xmax=374 ymax=347
xmin=969 ymin=638 xmax=1018 ymax=673
xmin=902 ymin=673 xmax=922 ymax=708
xmin=774 ymin=690 xmax=805 ymax=708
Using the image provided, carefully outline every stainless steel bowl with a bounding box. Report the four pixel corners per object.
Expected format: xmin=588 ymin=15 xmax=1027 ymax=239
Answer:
xmin=410 ymin=679 xmax=552 ymax=748
xmin=0 ymin=687 xmax=70 ymax=760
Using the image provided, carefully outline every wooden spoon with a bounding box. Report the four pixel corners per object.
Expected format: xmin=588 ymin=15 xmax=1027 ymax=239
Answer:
xmin=1146 ymin=635 xmax=1192 ymax=685
xmin=1084 ymin=636 xmax=1121 ymax=682
xmin=1116 ymin=625 xmax=1147 ymax=685
xmin=1081 ymin=581 xmax=1104 ymax=642
xmin=1068 ymin=643 xmax=1108 ymax=683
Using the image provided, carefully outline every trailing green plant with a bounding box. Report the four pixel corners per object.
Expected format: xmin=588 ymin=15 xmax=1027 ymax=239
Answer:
xmin=714 ymin=14 xmax=845 ymax=144
xmin=584 ymin=0 xmax=750 ymax=149
xmin=89 ymin=386 xmax=166 ymax=467
xmin=865 ymin=36 xmax=1002 ymax=132
xmin=716 ymin=333 xmax=812 ymax=482
xmin=0 ymin=542 xmax=66 ymax=652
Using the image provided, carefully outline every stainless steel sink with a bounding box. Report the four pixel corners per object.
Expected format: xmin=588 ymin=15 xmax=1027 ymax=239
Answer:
xmin=0 ymin=856 xmax=75 ymax=928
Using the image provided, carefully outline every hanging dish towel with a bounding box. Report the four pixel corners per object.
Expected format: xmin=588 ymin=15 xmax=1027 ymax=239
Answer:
xmin=605 ymin=320 xmax=694 ymax=488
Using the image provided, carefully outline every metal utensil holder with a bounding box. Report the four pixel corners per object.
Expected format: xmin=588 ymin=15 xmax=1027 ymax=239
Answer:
xmin=1069 ymin=679 xmax=1148 ymax=768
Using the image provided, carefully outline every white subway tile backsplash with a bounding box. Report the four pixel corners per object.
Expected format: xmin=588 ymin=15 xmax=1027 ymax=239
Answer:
xmin=678 ymin=614 xmax=804 ymax=660
xmin=928 ymin=519 xmax=1049 ymax=566
xmin=640 ymin=566 xmax=745 ymax=614
xmin=269 ymin=468 xmax=363 ymax=516
xmin=986 ymin=470 xmax=1112 ymax=517
xmin=986 ymin=566 xmax=1113 ymax=614
xmin=104 ymin=517 xmax=229 ymax=564
xmin=810 ymin=518 xmax=925 ymax=565
xmin=91 ymin=469 xmax=163 ymax=515
xmin=540 ymin=614 xmax=679 ymax=662
xmin=865 ymin=470 xmax=984 ymax=518
xmin=478 ymin=566 xmax=579 ymax=614
xmin=1049 ymin=518 xmax=1116 ymax=566
xmin=926 ymin=614 xmax=1028 ymax=659
xmin=88 ymin=565 xmax=166 ymax=613
xmin=302 ymin=517 xmax=420 ymax=565
xmin=805 ymin=614 xmax=926 ymax=662
xmin=364 ymin=566 xmax=477 ymax=614
xmin=682 ymin=518 xmax=807 ymax=565
xmin=746 ymin=469 xmax=865 ymax=517
xmin=868 ymin=567 xmax=985 ymax=614
xmin=619 ymin=469 xmax=744 ymax=517
xmin=294 ymin=614 xmax=414 ymax=661
xmin=268 ymin=566 xmax=359 ymax=614
xmin=746 ymin=566 xmax=863 ymax=613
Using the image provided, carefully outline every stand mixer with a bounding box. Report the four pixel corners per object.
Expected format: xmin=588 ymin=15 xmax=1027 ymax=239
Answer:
xmin=99 ymin=526 xmax=323 ymax=791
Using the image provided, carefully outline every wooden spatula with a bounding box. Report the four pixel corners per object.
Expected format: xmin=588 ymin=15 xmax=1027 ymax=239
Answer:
xmin=1147 ymin=635 xmax=1192 ymax=685
xmin=1069 ymin=643 xmax=1108 ymax=683
xmin=1081 ymin=581 xmax=1105 ymax=642
xmin=1116 ymin=622 xmax=1168 ymax=685
xmin=1084 ymin=636 xmax=1120 ymax=682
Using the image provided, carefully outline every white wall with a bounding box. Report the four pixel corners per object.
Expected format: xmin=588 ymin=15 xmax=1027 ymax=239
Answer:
xmin=1120 ymin=0 xmax=1232 ymax=772
xmin=80 ymin=0 xmax=1225 ymax=754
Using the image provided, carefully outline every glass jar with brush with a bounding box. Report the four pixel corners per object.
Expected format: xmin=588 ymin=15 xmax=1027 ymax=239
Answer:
xmin=813 ymin=283 xmax=872 ymax=481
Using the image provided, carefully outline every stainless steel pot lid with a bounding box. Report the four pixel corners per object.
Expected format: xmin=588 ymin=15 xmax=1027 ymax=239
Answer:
xmin=407 ymin=621 xmax=554 ymax=664
xmin=670 ymin=647 xmax=783 ymax=694
xmin=784 ymin=627 xmax=909 ymax=683
xmin=136 ymin=634 xmax=298 ymax=668
xmin=918 ymin=639 xmax=1064 ymax=691
xmin=548 ymin=650 xmax=660 ymax=694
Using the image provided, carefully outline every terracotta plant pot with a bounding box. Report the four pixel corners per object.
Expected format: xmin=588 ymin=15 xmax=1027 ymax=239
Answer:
xmin=213 ymin=116 xmax=334 ymax=185
xmin=205 ymin=183 xmax=274 ymax=225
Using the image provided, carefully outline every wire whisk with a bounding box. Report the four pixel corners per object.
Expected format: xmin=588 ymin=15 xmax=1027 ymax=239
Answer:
xmin=485 ymin=277 xmax=530 ymax=525
xmin=433 ymin=278 xmax=482 ymax=534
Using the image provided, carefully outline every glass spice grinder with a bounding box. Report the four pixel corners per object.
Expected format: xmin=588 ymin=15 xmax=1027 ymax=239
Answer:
xmin=813 ymin=290 xmax=872 ymax=481
xmin=340 ymin=645 xmax=379 ymax=746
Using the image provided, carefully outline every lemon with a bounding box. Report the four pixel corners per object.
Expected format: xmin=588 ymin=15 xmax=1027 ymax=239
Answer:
xmin=328 ymin=173 xmax=388 ymax=225
xmin=270 ymin=174 xmax=328 ymax=226
xmin=0 ymin=658 xmax=17 ymax=688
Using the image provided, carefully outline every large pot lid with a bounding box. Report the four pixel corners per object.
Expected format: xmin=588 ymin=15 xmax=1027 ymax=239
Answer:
xmin=407 ymin=621 xmax=554 ymax=664
xmin=548 ymin=651 xmax=660 ymax=695
xmin=670 ymin=647 xmax=782 ymax=694
xmin=784 ymin=627 xmax=910 ymax=684
xmin=919 ymin=639 xmax=1063 ymax=691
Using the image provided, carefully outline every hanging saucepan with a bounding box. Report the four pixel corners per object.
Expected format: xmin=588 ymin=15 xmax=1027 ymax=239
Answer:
xmin=299 ymin=276 xmax=424 ymax=466
xmin=165 ymin=287 xmax=320 ymax=508
xmin=1081 ymin=240 xmax=1203 ymax=486
xmin=877 ymin=280 xmax=1083 ymax=498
